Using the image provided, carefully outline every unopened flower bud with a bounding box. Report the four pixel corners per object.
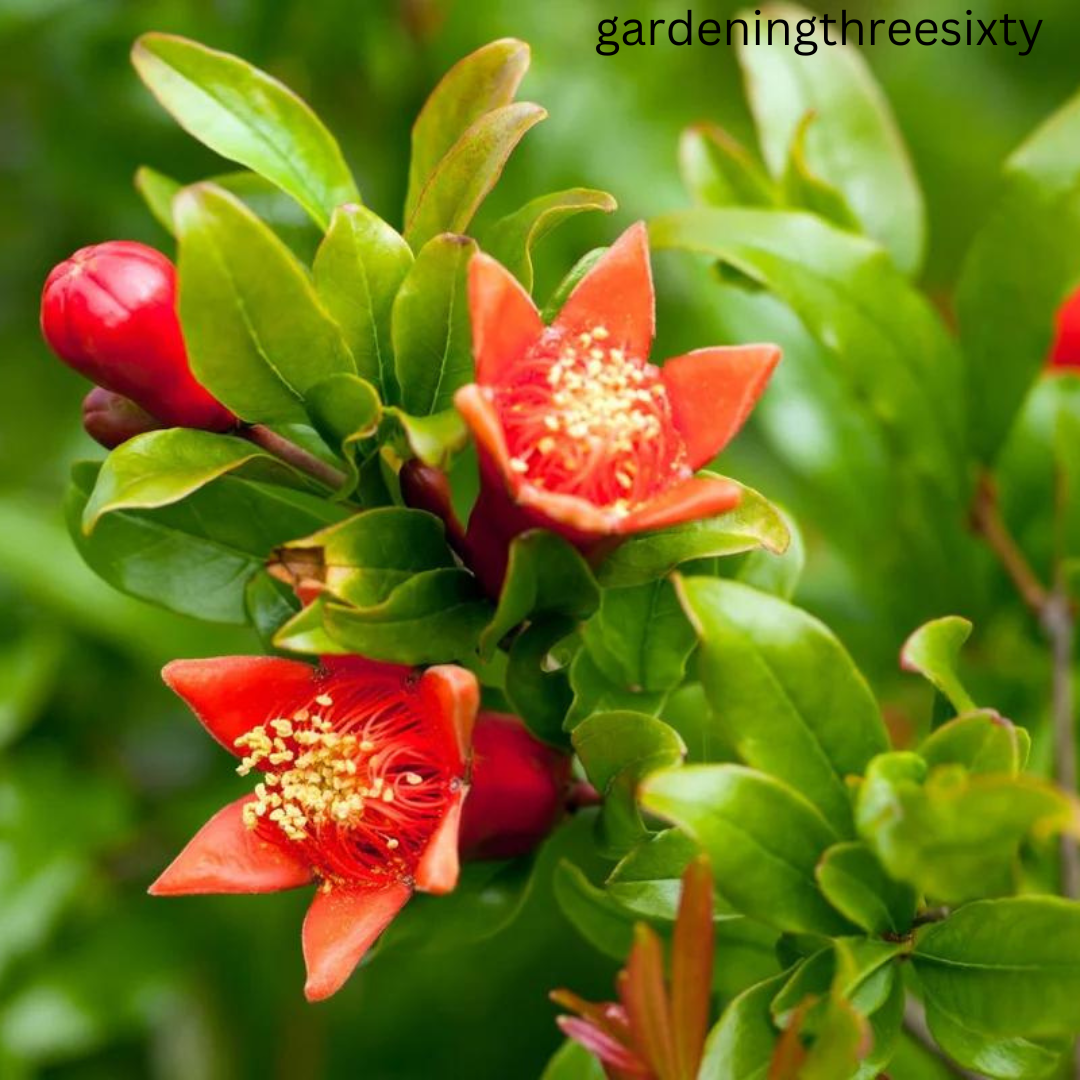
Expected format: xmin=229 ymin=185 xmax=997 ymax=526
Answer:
xmin=82 ymin=387 xmax=162 ymax=449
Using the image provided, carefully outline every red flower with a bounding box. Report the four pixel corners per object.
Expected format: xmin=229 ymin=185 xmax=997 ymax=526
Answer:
xmin=1050 ymin=285 xmax=1080 ymax=369
xmin=150 ymin=655 xmax=477 ymax=1001
xmin=454 ymin=222 xmax=779 ymax=592
xmin=41 ymin=241 xmax=236 ymax=431
xmin=459 ymin=712 xmax=572 ymax=860
xmin=552 ymin=856 xmax=714 ymax=1080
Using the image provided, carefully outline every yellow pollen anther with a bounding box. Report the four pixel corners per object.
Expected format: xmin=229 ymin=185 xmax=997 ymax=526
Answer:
xmin=315 ymin=694 xmax=333 ymax=707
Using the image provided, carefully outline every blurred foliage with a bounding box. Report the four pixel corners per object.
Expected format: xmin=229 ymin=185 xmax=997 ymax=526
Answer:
xmin=5 ymin=0 xmax=1080 ymax=1076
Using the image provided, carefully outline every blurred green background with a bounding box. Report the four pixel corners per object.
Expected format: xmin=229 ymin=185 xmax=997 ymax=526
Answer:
xmin=0 ymin=0 xmax=1076 ymax=1076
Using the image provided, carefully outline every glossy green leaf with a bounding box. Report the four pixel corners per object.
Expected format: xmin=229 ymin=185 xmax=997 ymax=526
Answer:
xmin=678 ymin=123 xmax=777 ymax=209
xmin=134 ymin=165 xmax=180 ymax=233
xmin=596 ymin=481 xmax=789 ymax=588
xmin=781 ymin=114 xmax=860 ymax=232
xmin=132 ymin=32 xmax=358 ymax=228
xmin=542 ymin=248 xmax=606 ymax=322
xmin=552 ymin=859 xmax=640 ymax=961
xmin=405 ymin=38 xmax=530 ymax=223
xmin=483 ymin=188 xmax=617 ymax=292
xmin=650 ymin=209 xmax=965 ymax=496
xmin=482 ymin=530 xmax=599 ymax=657
xmin=313 ymin=204 xmax=413 ymax=396
xmin=856 ymin=753 xmax=1080 ymax=904
xmin=582 ymin=580 xmax=697 ymax=695
xmin=505 ymin=618 xmax=576 ymax=744
xmin=815 ymin=842 xmax=916 ymax=937
xmin=958 ymin=88 xmax=1080 ymax=458
xmin=678 ymin=577 xmax=888 ymax=834
xmin=269 ymin=595 xmax=339 ymax=654
xmin=404 ymin=101 xmax=546 ymax=250
xmin=565 ymin=649 xmax=665 ymax=730
xmin=919 ymin=711 xmax=1027 ymax=775
xmin=699 ymin=973 xmax=787 ymax=1080
xmin=392 ymin=234 xmax=477 ymax=416
xmin=735 ymin=505 xmax=805 ymax=600
xmin=318 ymin=568 xmax=490 ymax=664
xmin=606 ymin=829 xmax=704 ymax=922
xmin=735 ymin=3 xmax=925 ymax=274
xmin=80 ymin=429 xmax=313 ymax=533
xmin=69 ymin=462 xmax=344 ymax=624
xmin=303 ymin=373 xmax=381 ymax=497
xmin=914 ymin=897 xmax=1080 ymax=1038
xmin=175 ymin=183 xmax=355 ymax=423
xmin=573 ymin=711 xmax=686 ymax=854
xmin=277 ymin=507 xmax=455 ymax=608
xmin=382 ymin=407 xmax=470 ymax=469
xmin=244 ymin=570 xmax=301 ymax=651
xmin=901 ymin=616 xmax=977 ymax=714
xmin=641 ymin=765 xmax=851 ymax=936
xmin=924 ymin=1001 xmax=1062 ymax=1080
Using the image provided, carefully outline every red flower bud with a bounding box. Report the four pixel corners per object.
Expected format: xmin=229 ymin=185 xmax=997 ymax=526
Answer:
xmin=41 ymin=241 xmax=236 ymax=431
xmin=1050 ymin=285 xmax=1080 ymax=370
xmin=82 ymin=387 xmax=162 ymax=449
xmin=459 ymin=712 xmax=572 ymax=860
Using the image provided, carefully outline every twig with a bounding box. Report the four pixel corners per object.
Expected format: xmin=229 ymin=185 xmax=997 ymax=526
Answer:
xmin=970 ymin=472 xmax=1049 ymax=615
xmin=241 ymin=423 xmax=346 ymax=490
xmin=902 ymin=998 xmax=984 ymax=1080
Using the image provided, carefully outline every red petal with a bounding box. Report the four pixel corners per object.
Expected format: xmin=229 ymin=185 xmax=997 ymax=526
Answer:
xmin=556 ymin=1017 xmax=650 ymax=1076
xmin=148 ymin=797 xmax=313 ymax=896
xmin=661 ymin=344 xmax=780 ymax=468
xmin=302 ymin=880 xmax=412 ymax=1001
xmin=162 ymin=656 xmax=317 ymax=755
xmin=413 ymin=787 xmax=465 ymax=895
xmin=419 ymin=665 xmax=479 ymax=768
xmin=455 ymin=384 xmax=518 ymax=491
xmin=620 ymin=925 xmax=678 ymax=1078
xmin=671 ymin=856 xmax=714 ymax=1080
xmin=553 ymin=222 xmax=655 ymax=359
xmin=469 ymin=253 xmax=543 ymax=385
xmin=618 ymin=476 xmax=742 ymax=535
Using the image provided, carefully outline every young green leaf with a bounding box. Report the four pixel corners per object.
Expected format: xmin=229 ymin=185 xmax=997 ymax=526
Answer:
xmin=392 ymin=234 xmax=477 ymax=416
xmin=381 ymin=407 xmax=470 ymax=469
xmin=699 ymin=973 xmax=788 ymax=1080
xmin=914 ymin=897 xmax=1080 ymax=1039
xmin=815 ymin=842 xmax=917 ymax=936
xmin=482 ymin=188 xmax=617 ymax=292
xmin=781 ymin=114 xmax=861 ymax=232
xmin=918 ymin=711 xmax=1028 ymax=775
xmin=481 ymin=530 xmax=600 ymax=657
xmin=505 ymin=617 xmax=576 ymax=744
xmin=900 ymin=616 xmax=977 ymax=714
xmin=678 ymin=123 xmax=778 ymax=209
xmin=404 ymin=102 xmax=547 ymax=250
xmin=735 ymin=3 xmax=925 ymax=274
xmin=641 ymin=765 xmax=853 ymax=936
xmin=132 ymin=33 xmax=358 ymax=228
xmin=406 ymin=38 xmax=530 ymax=223
xmin=539 ymin=1040 xmax=605 ymax=1080
xmin=596 ymin=480 xmax=789 ymax=588
xmin=80 ymin=429 xmax=314 ymax=534
xmin=303 ymin=373 xmax=382 ymax=496
xmin=735 ymin=504 xmax=805 ymax=600
xmin=134 ymin=165 xmax=181 ymax=233
xmin=677 ymin=577 xmax=888 ymax=834
xmin=175 ymin=183 xmax=355 ymax=423
xmin=313 ymin=204 xmax=413 ymax=396
xmin=69 ymin=461 xmax=344 ymax=624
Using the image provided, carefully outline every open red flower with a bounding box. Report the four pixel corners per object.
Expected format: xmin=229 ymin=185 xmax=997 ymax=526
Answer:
xmin=552 ymin=856 xmax=714 ymax=1080
xmin=454 ymin=222 xmax=779 ymax=591
xmin=150 ymin=655 xmax=477 ymax=1001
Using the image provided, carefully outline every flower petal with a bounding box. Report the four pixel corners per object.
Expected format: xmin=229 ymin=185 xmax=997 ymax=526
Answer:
xmin=148 ymin=797 xmax=313 ymax=896
xmin=413 ymin=786 xmax=465 ymax=895
xmin=455 ymin=383 xmax=516 ymax=489
xmin=618 ymin=476 xmax=742 ymax=535
xmin=162 ymin=656 xmax=317 ymax=755
xmin=469 ymin=252 xmax=544 ymax=385
xmin=662 ymin=344 xmax=780 ymax=468
xmin=302 ymin=880 xmax=412 ymax=1001
xmin=620 ymin=925 xmax=678 ymax=1078
xmin=671 ymin=856 xmax=714 ymax=1080
xmin=556 ymin=1017 xmax=650 ymax=1076
xmin=419 ymin=665 xmax=479 ymax=768
xmin=553 ymin=222 xmax=655 ymax=359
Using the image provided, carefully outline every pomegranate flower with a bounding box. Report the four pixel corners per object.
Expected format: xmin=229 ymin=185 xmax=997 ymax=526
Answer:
xmin=150 ymin=655 xmax=478 ymax=1001
xmin=455 ymin=222 xmax=779 ymax=591
xmin=552 ymin=856 xmax=714 ymax=1080
xmin=1050 ymin=284 xmax=1080 ymax=369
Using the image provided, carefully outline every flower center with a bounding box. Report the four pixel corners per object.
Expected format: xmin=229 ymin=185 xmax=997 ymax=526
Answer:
xmin=235 ymin=688 xmax=453 ymax=887
xmin=494 ymin=325 xmax=689 ymax=513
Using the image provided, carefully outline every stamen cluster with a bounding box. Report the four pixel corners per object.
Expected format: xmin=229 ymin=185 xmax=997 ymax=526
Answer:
xmin=495 ymin=325 xmax=689 ymax=513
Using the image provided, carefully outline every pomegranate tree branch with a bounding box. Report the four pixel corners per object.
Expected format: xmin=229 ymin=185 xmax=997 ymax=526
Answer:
xmin=241 ymin=424 xmax=347 ymax=491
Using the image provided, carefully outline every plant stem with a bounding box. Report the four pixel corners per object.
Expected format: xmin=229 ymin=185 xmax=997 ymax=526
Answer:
xmin=241 ymin=424 xmax=346 ymax=490
xmin=970 ymin=473 xmax=1048 ymax=616
xmin=902 ymin=998 xmax=984 ymax=1080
